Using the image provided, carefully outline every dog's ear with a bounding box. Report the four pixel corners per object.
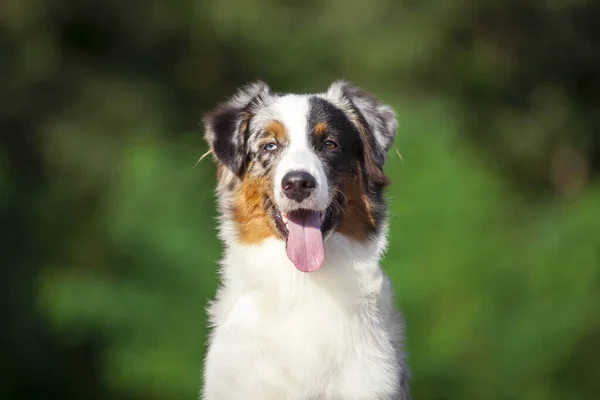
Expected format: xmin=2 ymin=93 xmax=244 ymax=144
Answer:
xmin=327 ymin=81 xmax=397 ymax=167
xmin=326 ymin=81 xmax=397 ymax=189
xmin=203 ymin=82 xmax=271 ymax=176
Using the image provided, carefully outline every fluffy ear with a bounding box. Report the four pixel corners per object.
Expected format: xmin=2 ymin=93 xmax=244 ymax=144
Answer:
xmin=203 ymin=81 xmax=271 ymax=176
xmin=326 ymin=81 xmax=398 ymax=168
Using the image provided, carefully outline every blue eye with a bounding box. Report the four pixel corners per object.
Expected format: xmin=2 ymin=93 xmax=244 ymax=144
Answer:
xmin=263 ymin=142 xmax=278 ymax=151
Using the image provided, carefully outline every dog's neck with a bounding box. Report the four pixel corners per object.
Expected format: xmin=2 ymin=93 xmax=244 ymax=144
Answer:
xmin=215 ymin=219 xmax=389 ymax=304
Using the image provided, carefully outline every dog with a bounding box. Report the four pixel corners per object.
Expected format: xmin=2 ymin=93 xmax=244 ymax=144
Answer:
xmin=200 ymin=81 xmax=410 ymax=400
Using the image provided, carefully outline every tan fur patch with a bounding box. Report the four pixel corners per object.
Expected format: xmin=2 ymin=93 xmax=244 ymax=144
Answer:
xmin=232 ymin=171 xmax=278 ymax=244
xmin=352 ymin=116 xmax=389 ymax=188
xmin=337 ymin=163 xmax=377 ymax=242
xmin=239 ymin=111 xmax=251 ymax=134
xmin=314 ymin=121 xmax=328 ymax=136
xmin=265 ymin=120 xmax=288 ymax=143
xmin=218 ymin=120 xmax=287 ymax=244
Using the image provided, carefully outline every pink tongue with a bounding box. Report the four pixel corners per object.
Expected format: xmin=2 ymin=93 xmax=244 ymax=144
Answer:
xmin=286 ymin=211 xmax=325 ymax=272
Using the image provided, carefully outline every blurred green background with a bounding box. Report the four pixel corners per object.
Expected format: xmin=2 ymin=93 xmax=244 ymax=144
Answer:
xmin=2 ymin=0 xmax=600 ymax=399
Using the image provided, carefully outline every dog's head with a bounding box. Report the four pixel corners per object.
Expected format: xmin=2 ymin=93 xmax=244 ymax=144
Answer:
xmin=203 ymin=81 xmax=397 ymax=272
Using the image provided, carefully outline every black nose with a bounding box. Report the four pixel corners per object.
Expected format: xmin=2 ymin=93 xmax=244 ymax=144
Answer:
xmin=282 ymin=171 xmax=316 ymax=203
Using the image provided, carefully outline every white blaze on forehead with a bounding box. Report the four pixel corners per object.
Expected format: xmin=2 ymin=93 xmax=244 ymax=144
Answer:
xmin=272 ymin=95 xmax=329 ymax=212
xmin=273 ymin=95 xmax=310 ymax=147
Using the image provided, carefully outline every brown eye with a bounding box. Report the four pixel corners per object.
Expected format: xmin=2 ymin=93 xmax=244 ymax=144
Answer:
xmin=323 ymin=140 xmax=338 ymax=150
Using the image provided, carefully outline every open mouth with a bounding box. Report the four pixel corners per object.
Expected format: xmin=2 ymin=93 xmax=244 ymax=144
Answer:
xmin=270 ymin=196 xmax=343 ymax=273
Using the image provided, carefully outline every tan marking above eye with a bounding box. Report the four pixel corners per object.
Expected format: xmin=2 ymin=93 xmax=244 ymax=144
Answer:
xmin=315 ymin=121 xmax=328 ymax=136
xmin=265 ymin=120 xmax=288 ymax=143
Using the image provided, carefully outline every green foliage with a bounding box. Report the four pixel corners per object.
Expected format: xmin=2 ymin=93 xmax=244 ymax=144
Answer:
xmin=2 ymin=0 xmax=599 ymax=399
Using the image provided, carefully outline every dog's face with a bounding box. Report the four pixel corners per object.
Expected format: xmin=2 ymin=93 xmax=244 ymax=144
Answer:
xmin=204 ymin=81 xmax=397 ymax=272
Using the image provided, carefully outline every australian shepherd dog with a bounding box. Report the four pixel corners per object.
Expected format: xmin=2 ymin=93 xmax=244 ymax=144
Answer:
xmin=200 ymin=81 xmax=411 ymax=400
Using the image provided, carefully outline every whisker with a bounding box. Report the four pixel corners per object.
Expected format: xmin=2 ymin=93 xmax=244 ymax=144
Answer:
xmin=393 ymin=146 xmax=403 ymax=163
xmin=264 ymin=197 xmax=275 ymax=211
xmin=332 ymin=188 xmax=348 ymax=204
xmin=330 ymin=198 xmax=346 ymax=217
xmin=194 ymin=149 xmax=213 ymax=168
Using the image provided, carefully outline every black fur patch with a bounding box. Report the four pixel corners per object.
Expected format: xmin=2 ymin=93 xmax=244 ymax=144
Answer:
xmin=308 ymin=97 xmax=362 ymax=177
xmin=307 ymin=96 xmax=388 ymax=237
xmin=203 ymin=82 xmax=271 ymax=177
xmin=204 ymin=107 xmax=249 ymax=176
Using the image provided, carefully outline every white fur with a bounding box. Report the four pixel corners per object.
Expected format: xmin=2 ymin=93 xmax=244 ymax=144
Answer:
xmin=272 ymin=95 xmax=329 ymax=212
xmin=202 ymin=221 xmax=409 ymax=400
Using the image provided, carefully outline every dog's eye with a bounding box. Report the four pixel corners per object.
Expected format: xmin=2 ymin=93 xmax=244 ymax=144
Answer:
xmin=263 ymin=142 xmax=278 ymax=152
xmin=323 ymin=140 xmax=338 ymax=150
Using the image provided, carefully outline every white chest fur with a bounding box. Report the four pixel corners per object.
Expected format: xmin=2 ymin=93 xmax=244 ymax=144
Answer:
xmin=202 ymin=232 xmax=408 ymax=400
